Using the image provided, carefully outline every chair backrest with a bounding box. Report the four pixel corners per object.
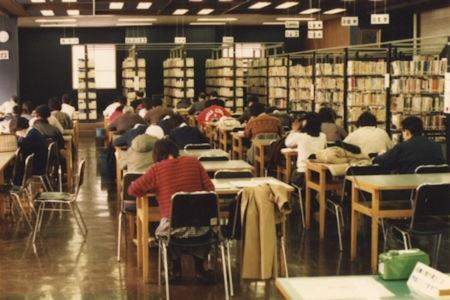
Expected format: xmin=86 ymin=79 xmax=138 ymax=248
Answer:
xmin=198 ymin=155 xmax=229 ymax=162
xmin=21 ymin=153 xmax=34 ymax=188
xmin=45 ymin=142 xmax=59 ymax=176
xmin=340 ymin=165 xmax=386 ymax=203
xmin=122 ymin=172 xmax=144 ymax=203
xmin=170 ymin=191 xmax=219 ymax=229
xmin=415 ymin=164 xmax=450 ymax=174
xmin=74 ymin=160 xmax=86 ymax=196
xmin=184 ymin=143 xmax=211 ymax=150
xmin=214 ymin=169 xmax=254 ymax=179
xmin=11 ymin=148 xmax=22 ymax=185
xmin=411 ymin=183 xmax=450 ymax=230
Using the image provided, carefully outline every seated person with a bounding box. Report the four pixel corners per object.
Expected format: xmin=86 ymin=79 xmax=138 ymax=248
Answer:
xmin=128 ymin=139 xmax=215 ymax=283
xmin=21 ymin=101 xmax=33 ymax=120
xmin=32 ymin=105 xmax=65 ymax=150
xmin=285 ymin=113 xmax=327 ymax=186
xmin=113 ymin=123 xmax=148 ymax=149
xmin=168 ymin=114 xmax=209 ymax=149
xmin=0 ymin=96 xmax=18 ymax=116
xmin=196 ymin=104 xmax=231 ymax=127
xmin=145 ymin=124 xmax=165 ymax=139
xmin=144 ymin=98 xmax=173 ymax=125
xmin=103 ymin=95 xmax=126 ymax=119
xmin=49 ymin=97 xmax=73 ymax=130
xmin=130 ymin=91 xmax=145 ymax=110
xmin=344 ymin=111 xmax=393 ymax=155
xmin=239 ymin=94 xmax=259 ymax=123
xmin=176 ymin=98 xmax=191 ymax=109
xmin=188 ymin=92 xmax=207 ymax=115
xmin=138 ymin=97 xmax=152 ymax=119
xmin=108 ymin=106 xmax=146 ymax=134
xmin=373 ymin=116 xmax=445 ymax=174
xmin=318 ymin=107 xmax=347 ymax=143
xmin=119 ymin=134 xmax=157 ymax=173
xmin=158 ymin=114 xmax=180 ymax=136
xmin=9 ymin=106 xmax=30 ymax=134
xmin=204 ymin=91 xmax=225 ymax=108
xmin=61 ymin=94 xmax=76 ymax=120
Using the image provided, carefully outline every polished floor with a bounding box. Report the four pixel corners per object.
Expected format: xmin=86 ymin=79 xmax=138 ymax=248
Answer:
xmin=0 ymin=133 xmax=449 ymax=299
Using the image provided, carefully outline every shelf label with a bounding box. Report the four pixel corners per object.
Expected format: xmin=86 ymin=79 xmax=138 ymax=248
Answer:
xmin=285 ymin=21 xmax=300 ymax=29
xmin=341 ymin=16 xmax=359 ymax=27
xmin=174 ymin=36 xmax=186 ymax=44
xmin=308 ymin=20 xmax=323 ymax=30
xmin=0 ymin=50 xmax=9 ymax=60
xmin=444 ymin=73 xmax=450 ymax=113
xmin=222 ymin=36 xmax=234 ymax=44
xmin=125 ymin=37 xmax=147 ymax=44
xmin=407 ymin=262 xmax=450 ymax=298
xmin=60 ymin=37 xmax=79 ymax=45
xmin=285 ymin=30 xmax=300 ymax=38
xmin=308 ymin=30 xmax=323 ymax=39
xmin=371 ymin=14 xmax=390 ymax=25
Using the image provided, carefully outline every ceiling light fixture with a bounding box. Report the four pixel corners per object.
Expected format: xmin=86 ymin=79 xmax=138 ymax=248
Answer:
xmin=62 ymin=0 xmax=77 ymax=2
xmin=190 ymin=22 xmax=226 ymax=25
xmin=197 ymin=17 xmax=237 ymax=21
xmin=324 ymin=8 xmax=346 ymax=14
xmin=249 ymin=2 xmax=271 ymax=9
xmin=116 ymin=22 xmax=153 ymax=26
xmin=275 ymin=2 xmax=299 ymax=9
xmin=276 ymin=17 xmax=316 ymax=21
xmin=40 ymin=24 xmax=78 ymax=27
xmin=189 ymin=0 xmax=203 ymax=2
xmin=173 ymin=9 xmax=189 ymax=15
xmin=299 ymin=8 xmax=321 ymax=14
xmin=40 ymin=10 xmax=55 ymax=16
xmin=262 ymin=22 xmax=285 ymax=25
xmin=109 ymin=2 xmax=124 ymax=10
xmin=35 ymin=18 xmax=77 ymax=23
xmin=136 ymin=2 xmax=152 ymax=9
xmin=31 ymin=0 xmax=45 ymax=3
xmin=118 ymin=18 xmax=157 ymax=22
xmin=197 ymin=8 xmax=214 ymax=15
xmin=67 ymin=10 xmax=80 ymax=16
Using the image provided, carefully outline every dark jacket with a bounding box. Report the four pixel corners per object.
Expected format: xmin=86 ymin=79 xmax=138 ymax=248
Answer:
xmin=373 ymin=135 xmax=445 ymax=174
xmin=33 ymin=120 xmax=65 ymax=149
xmin=168 ymin=125 xmax=209 ymax=149
xmin=108 ymin=113 xmax=146 ymax=134
xmin=18 ymin=128 xmax=48 ymax=175
xmin=113 ymin=124 xmax=148 ymax=148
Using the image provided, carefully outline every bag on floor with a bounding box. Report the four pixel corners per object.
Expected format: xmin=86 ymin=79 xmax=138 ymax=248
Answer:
xmin=379 ymin=249 xmax=430 ymax=280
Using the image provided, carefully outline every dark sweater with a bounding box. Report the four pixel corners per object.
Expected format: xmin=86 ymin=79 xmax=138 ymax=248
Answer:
xmin=373 ymin=135 xmax=445 ymax=174
xmin=18 ymin=128 xmax=48 ymax=175
xmin=33 ymin=120 xmax=65 ymax=149
xmin=169 ymin=125 xmax=209 ymax=149
xmin=113 ymin=124 xmax=148 ymax=148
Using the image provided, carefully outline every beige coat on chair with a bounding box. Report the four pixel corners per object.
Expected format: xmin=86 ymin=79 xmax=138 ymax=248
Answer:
xmin=240 ymin=183 xmax=291 ymax=280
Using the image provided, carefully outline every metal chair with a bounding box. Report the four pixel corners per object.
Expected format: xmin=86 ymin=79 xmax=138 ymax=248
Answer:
xmin=214 ymin=169 xmax=254 ymax=179
xmin=36 ymin=142 xmax=60 ymax=192
xmin=198 ymin=155 xmax=229 ymax=162
xmin=116 ymin=172 xmax=143 ymax=261
xmin=32 ymin=160 xmax=87 ymax=245
xmin=157 ymin=191 xmax=230 ymax=300
xmin=184 ymin=143 xmax=211 ymax=150
xmin=386 ymin=183 xmax=450 ymax=267
xmin=415 ymin=164 xmax=450 ymax=174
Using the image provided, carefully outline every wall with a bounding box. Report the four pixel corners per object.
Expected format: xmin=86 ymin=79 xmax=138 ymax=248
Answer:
xmin=0 ymin=17 xmax=19 ymax=104
xmin=303 ymin=18 xmax=350 ymax=51
xmin=421 ymin=6 xmax=450 ymax=37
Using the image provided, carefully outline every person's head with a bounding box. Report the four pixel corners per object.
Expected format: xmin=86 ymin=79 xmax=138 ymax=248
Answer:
xmin=356 ymin=111 xmax=378 ymax=128
xmin=318 ymin=107 xmax=336 ymax=124
xmin=12 ymin=105 xmax=21 ymax=116
xmin=34 ymin=104 xmax=51 ymax=120
xmin=401 ymin=116 xmax=424 ymax=141
xmin=149 ymin=98 xmax=163 ymax=109
xmin=61 ymin=93 xmax=71 ymax=105
xmin=48 ymin=97 xmax=62 ymax=111
xmin=152 ymin=138 xmax=180 ymax=163
xmin=136 ymin=91 xmax=144 ymax=99
xmin=249 ymin=102 xmax=266 ymax=117
xmin=300 ymin=112 xmax=322 ymax=137
xmin=247 ymin=94 xmax=259 ymax=107
xmin=22 ymin=101 xmax=33 ymax=114
xmin=16 ymin=117 xmax=29 ymax=131
xmin=210 ymin=91 xmax=218 ymax=99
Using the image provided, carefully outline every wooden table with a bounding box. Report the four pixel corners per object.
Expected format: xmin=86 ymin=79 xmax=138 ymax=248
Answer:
xmin=277 ymin=149 xmax=297 ymax=183
xmin=305 ymin=160 xmax=343 ymax=240
xmin=0 ymin=151 xmax=16 ymax=216
xmin=203 ymin=122 xmax=217 ymax=146
xmin=276 ymin=275 xmax=417 ymax=300
xmin=136 ymin=177 xmax=293 ymax=282
xmin=349 ymin=173 xmax=450 ymax=273
xmin=63 ymin=135 xmax=74 ymax=191
xmin=181 ymin=149 xmax=229 ymax=159
xmin=231 ymin=131 xmax=248 ymax=160
xmin=218 ymin=127 xmax=244 ymax=152
xmin=201 ymin=160 xmax=254 ymax=174
xmin=253 ymin=139 xmax=276 ymax=177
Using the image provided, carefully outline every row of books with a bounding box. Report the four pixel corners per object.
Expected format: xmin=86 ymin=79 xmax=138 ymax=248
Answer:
xmin=205 ymin=87 xmax=244 ymax=98
xmin=290 ymin=89 xmax=313 ymax=101
xmin=391 ymin=57 xmax=446 ymax=76
xmin=268 ymin=66 xmax=288 ymax=76
xmin=347 ymin=92 xmax=386 ymax=107
xmin=290 ymin=65 xmax=313 ymax=77
xmin=290 ymin=78 xmax=313 ymax=89
xmin=347 ymin=60 xmax=386 ymax=75
xmin=348 ymin=77 xmax=385 ymax=91
xmin=315 ymin=90 xmax=344 ymax=104
xmin=163 ymin=78 xmax=194 ymax=88
xmin=163 ymin=88 xmax=194 ymax=99
xmin=391 ymin=95 xmax=443 ymax=113
xmin=315 ymin=78 xmax=344 ymax=90
xmin=315 ymin=63 xmax=344 ymax=76
xmin=205 ymin=58 xmax=244 ymax=68
xmin=163 ymin=58 xmax=194 ymax=68
xmin=206 ymin=78 xmax=244 ymax=88
xmin=348 ymin=107 xmax=386 ymax=123
xmin=268 ymin=77 xmax=287 ymax=87
xmin=391 ymin=78 xmax=444 ymax=94
xmin=268 ymin=88 xmax=288 ymax=98
xmin=392 ymin=113 xmax=444 ymax=131
xmin=205 ymin=68 xmax=244 ymax=78
xmin=163 ymin=69 xmax=195 ymax=78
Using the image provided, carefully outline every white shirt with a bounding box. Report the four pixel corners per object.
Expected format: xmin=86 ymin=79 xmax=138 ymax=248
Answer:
xmin=145 ymin=125 xmax=164 ymax=139
xmin=103 ymin=102 xmax=121 ymax=118
xmin=285 ymin=132 xmax=327 ymax=173
xmin=61 ymin=103 xmax=76 ymax=119
xmin=343 ymin=126 xmax=393 ymax=155
xmin=0 ymin=100 xmax=17 ymax=115
xmin=138 ymin=108 xmax=148 ymax=119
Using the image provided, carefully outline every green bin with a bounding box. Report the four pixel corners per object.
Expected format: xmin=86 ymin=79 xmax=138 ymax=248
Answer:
xmin=378 ymin=249 xmax=430 ymax=280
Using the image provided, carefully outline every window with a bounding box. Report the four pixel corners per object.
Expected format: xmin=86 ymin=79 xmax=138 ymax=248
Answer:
xmin=72 ymin=44 xmax=116 ymax=89
xmin=222 ymin=43 xmax=263 ymax=58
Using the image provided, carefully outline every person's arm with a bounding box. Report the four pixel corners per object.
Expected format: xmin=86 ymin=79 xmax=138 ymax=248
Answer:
xmin=284 ymin=131 xmax=299 ymax=148
xmin=128 ymin=167 xmax=157 ymax=197
xmin=113 ymin=131 xmax=128 ymax=147
xmin=244 ymin=121 xmax=253 ymax=139
xmin=373 ymin=144 xmax=401 ymax=170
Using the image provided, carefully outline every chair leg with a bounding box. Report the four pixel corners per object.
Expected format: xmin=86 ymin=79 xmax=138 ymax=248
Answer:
xmin=220 ymin=244 xmax=230 ymax=300
xmin=70 ymin=203 xmax=87 ymax=237
xmin=32 ymin=202 xmax=44 ymax=245
xmin=226 ymin=240 xmax=234 ymax=296
xmin=162 ymin=243 xmax=170 ymax=300
xmin=158 ymin=240 xmax=162 ymax=286
xmin=432 ymin=234 xmax=442 ymax=268
xmin=281 ymin=236 xmax=289 ymax=278
xmin=334 ymin=205 xmax=343 ymax=252
xmin=11 ymin=193 xmax=33 ymax=230
xmin=297 ymin=187 xmax=305 ymax=230
xmin=117 ymin=212 xmax=123 ymax=262
xmin=73 ymin=203 xmax=88 ymax=236
xmin=401 ymin=232 xmax=410 ymax=250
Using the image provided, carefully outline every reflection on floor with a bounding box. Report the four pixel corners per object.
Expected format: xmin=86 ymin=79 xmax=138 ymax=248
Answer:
xmin=0 ymin=134 xmax=448 ymax=299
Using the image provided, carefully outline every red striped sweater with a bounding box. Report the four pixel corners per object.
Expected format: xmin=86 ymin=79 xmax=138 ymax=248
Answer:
xmin=128 ymin=156 xmax=215 ymax=218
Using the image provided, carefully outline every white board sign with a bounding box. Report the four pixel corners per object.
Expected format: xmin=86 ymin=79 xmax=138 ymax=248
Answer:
xmin=0 ymin=50 xmax=9 ymax=60
xmin=407 ymin=262 xmax=450 ymax=298
xmin=60 ymin=37 xmax=79 ymax=45
xmin=174 ymin=36 xmax=187 ymax=44
xmin=125 ymin=37 xmax=147 ymax=44
xmin=285 ymin=30 xmax=300 ymax=38
xmin=222 ymin=36 xmax=234 ymax=43
xmin=341 ymin=17 xmax=359 ymax=27
xmin=285 ymin=21 xmax=300 ymax=29
xmin=371 ymin=14 xmax=390 ymax=25
xmin=308 ymin=20 xmax=323 ymax=30
xmin=308 ymin=30 xmax=323 ymax=39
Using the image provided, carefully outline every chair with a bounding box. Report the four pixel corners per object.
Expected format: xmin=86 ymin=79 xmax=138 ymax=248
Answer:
xmin=157 ymin=191 xmax=230 ymax=300
xmin=214 ymin=169 xmax=253 ymax=179
xmin=36 ymin=142 xmax=60 ymax=192
xmin=116 ymin=172 xmax=143 ymax=261
xmin=198 ymin=155 xmax=229 ymax=162
xmin=386 ymin=183 xmax=450 ymax=267
xmin=415 ymin=164 xmax=450 ymax=174
xmin=32 ymin=160 xmax=87 ymax=245
xmin=326 ymin=165 xmax=386 ymax=251
xmin=184 ymin=143 xmax=211 ymax=150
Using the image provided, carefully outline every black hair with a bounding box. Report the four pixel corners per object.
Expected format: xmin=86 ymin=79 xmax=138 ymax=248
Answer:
xmin=22 ymin=101 xmax=33 ymax=114
xmin=152 ymin=138 xmax=180 ymax=163
xmin=247 ymin=94 xmax=259 ymax=105
xmin=16 ymin=117 xmax=29 ymax=131
xmin=265 ymin=106 xmax=276 ymax=114
xmin=401 ymin=116 xmax=424 ymax=136
xmin=143 ymin=98 xmax=153 ymax=110
xmin=136 ymin=91 xmax=144 ymax=98
xmin=35 ymin=104 xmax=51 ymax=119
xmin=356 ymin=111 xmax=377 ymax=127
xmin=12 ymin=105 xmax=21 ymax=115
xmin=48 ymin=97 xmax=62 ymax=111
xmin=300 ymin=112 xmax=322 ymax=137
xmin=250 ymin=102 xmax=266 ymax=117
xmin=61 ymin=93 xmax=71 ymax=104
xmin=149 ymin=98 xmax=163 ymax=108
xmin=318 ymin=107 xmax=336 ymax=123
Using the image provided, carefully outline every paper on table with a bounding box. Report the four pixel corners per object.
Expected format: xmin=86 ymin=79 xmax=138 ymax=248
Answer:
xmin=229 ymin=180 xmax=260 ymax=188
xmin=288 ymin=277 xmax=395 ymax=300
xmin=214 ymin=181 xmax=234 ymax=190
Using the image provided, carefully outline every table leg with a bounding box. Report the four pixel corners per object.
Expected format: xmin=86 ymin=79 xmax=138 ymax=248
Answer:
xmin=260 ymin=146 xmax=265 ymax=177
xmin=137 ymin=197 xmax=143 ymax=268
xmin=142 ymin=197 xmax=149 ymax=282
xmin=67 ymin=142 xmax=73 ymax=191
xmin=305 ymin=169 xmax=311 ymax=229
xmin=350 ymin=185 xmax=359 ymax=260
xmin=371 ymin=190 xmax=380 ymax=273
xmin=319 ymin=172 xmax=326 ymax=240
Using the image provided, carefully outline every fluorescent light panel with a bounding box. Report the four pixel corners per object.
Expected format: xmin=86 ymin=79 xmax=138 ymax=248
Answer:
xmin=116 ymin=23 xmax=153 ymax=26
xmin=31 ymin=0 xmax=45 ymax=3
xmin=324 ymin=8 xmax=346 ymax=14
xmin=276 ymin=17 xmax=315 ymax=21
xmin=118 ymin=18 xmax=156 ymax=22
xmin=249 ymin=2 xmax=271 ymax=9
xmin=40 ymin=24 xmax=78 ymax=27
xmin=198 ymin=8 xmax=214 ymax=15
xmin=35 ymin=18 xmax=77 ymax=23
xmin=173 ymin=9 xmax=189 ymax=15
xmin=197 ymin=17 xmax=237 ymax=21
xmin=190 ymin=22 xmax=226 ymax=25
xmin=276 ymin=2 xmax=299 ymax=9
xmin=109 ymin=2 xmax=124 ymax=9
xmin=189 ymin=0 xmax=203 ymax=2
xmin=67 ymin=10 xmax=80 ymax=16
xmin=40 ymin=10 xmax=55 ymax=16
xmin=300 ymin=8 xmax=321 ymax=14
xmin=62 ymin=0 xmax=77 ymax=2
xmin=136 ymin=2 xmax=152 ymax=9
xmin=262 ymin=22 xmax=285 ymax=25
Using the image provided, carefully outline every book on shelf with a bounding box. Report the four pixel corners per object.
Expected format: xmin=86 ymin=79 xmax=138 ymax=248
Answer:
xmin=347 ymin=60 xmax=386 ymax=75
xmin=391 ymin=56 xmax=447 ymax=77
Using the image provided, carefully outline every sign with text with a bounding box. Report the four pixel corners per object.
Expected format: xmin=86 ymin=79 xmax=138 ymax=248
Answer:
xmin=125 ymin=37 xmax=147 ymax=44
xmin=341 ymin=16 xmax=359 ymax=27
xmin=0 ymin=50 xmax=9 ymax=60
xmin=285 ymin=21 xmax=300 ymax=29
xmin=307 ymin=20 xmax=323 ymax=30
xmin=60 ymin=37 xmax=79 ymax=45
xmin=371 ymin=14 xmax=390 ymax=25
xmin=308 ymin=30 xmax=323 ymax=39
xmin=174 ymin=36 xmax=187 ymax=44
xmin=222 ymin=36 xmax=234 ymax=44
xmin=285 ymin=30 xmax=300 ymax=38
